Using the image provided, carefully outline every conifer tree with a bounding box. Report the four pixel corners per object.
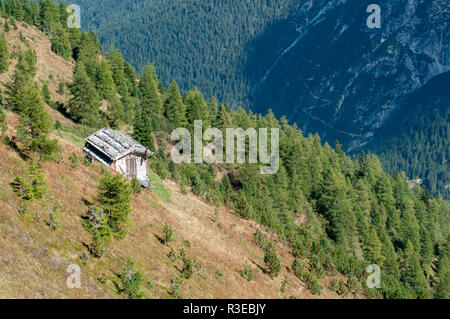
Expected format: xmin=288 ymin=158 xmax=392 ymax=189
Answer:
xmin=0 ymin=33 xmax=10 ymax=73
xmin=208 ymin=97 xmax=218 ymax=123
xmin=42 ymin=83 xmax=51 ymax=105
xmin=434 ymin=242 xmax=449 ymax=299
xmin=51 ymin=24 xmax=71 ymax=60
xmin=5 ymin=49 xmax=37 ymax=111
xmin=120 ymin=259 xmax=144 ymax=299
xmin=214 ymin=103 xmax=234 ymax=129
xmin=264 ymin=242 xmax=281 ymax=278
xmin=10 ymin=161 xmax=47 ymax=212
xmin=4 ymin=20 xmax=10 ymax=33
xmin=140 ymin=63 xmax=163 ymax=116
xmin=133 ymin=109 xmax=155 ymax=151
xmin=184 ymin=87 xmax=210 ymax=128
xmin=363 ymin=227 xmax=384 ymax=265
xmin=401 ymin=240 xmax=429 ymax=298
xmin=106 ymin=44 xmax=128 ymax=95
xmin=0 ymin=103 xmax=7 ymax=137
xmin=15 ymin=80 xmax=60 ymax=160
xmin=68 ymin=62 xmax=102 ymax=127
xmin=107 ymin=97 xmax=125 ymax=129
xmin=96 ymin=172 xmax=132 ymax=238
xmin=97 ymin=59 xmax=116 ymax=100
xmin=164 ymin=81 xmax=186 ymax=127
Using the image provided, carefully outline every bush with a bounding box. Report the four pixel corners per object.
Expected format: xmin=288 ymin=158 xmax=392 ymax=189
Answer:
xmin=254 ymin=229 xmax=268 ymax=249
xmin=42 ymin=83 xmax=51 ymax=105
xmin=304 ymin=272 xmax=322 ymax=295
xmin=263 ymin=242 xmax=281 ymax=278
xmin=162 ymin=222 xmax=175 ymax=245
xmin=181 ymin=252 xmax=195 ymax=279
xmin=57 ymin=81 xmax=65 ymax=95
xmin=69 ymin=151 xmax=78 ymax=170
xmin=120 ymin=259 xmax=144 ymax=299
xmin=54 ymin=120 xmax=62 ymax=131
xmin=10 ymin=162 xmax=47 ymax=212
xmin=130 ymin=176 xmax=142 ymax=194
xmin=280 ymin=278 xmax=288 ymax=293
xmin=239 ymin=262 xmax=253 ymax=281
xmin=168 ymin=276 xmax=183 ymax=299
xmin=292 ymin=258 xmax=306 ymax=278
xmin=329 ymin=278 xmax=349 ymax=296
xmin=48 ymin=205 xmax=61 ymax=230
xmin=89 ymin=230 xmax=106 ymax=258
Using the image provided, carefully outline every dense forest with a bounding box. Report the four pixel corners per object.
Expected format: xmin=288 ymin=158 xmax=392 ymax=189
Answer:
xmin=72 ymin=0 xmax=295 ymax=106
xmin=364 ymin=71 xmax=450 ymax=200
xmin=0 ymin=0 xmax=449 ymax=299
xmin=70 ymin=0 xmax=450 ymax=199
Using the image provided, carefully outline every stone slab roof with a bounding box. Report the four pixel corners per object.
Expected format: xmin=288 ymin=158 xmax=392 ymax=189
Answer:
xmin=85 ymin=128 xmax=150 ymax=161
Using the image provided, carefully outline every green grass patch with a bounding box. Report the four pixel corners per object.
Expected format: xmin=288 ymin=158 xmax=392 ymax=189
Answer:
xmin=148 ymin=169 xmax=170 ymax=200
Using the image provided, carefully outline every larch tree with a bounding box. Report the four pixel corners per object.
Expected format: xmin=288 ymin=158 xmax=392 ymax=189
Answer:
xmin=139 ymin=63 xmax=163 ymax=116
xmin=0 ymin=33 xmax=10 ymax=73
xmin=164 ymin=81 xmax=186 ymax=128
xmin=16 ymin=80 xmax=60 ymax=160
xmin=184 ymin=87 xmax=210 ymax=129
xmin=68 ymin=62 xmax=102 ymax=127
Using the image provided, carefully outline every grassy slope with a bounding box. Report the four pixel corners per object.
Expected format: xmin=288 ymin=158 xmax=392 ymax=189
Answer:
xmin=0 ymin=22 xmax=350 ymax=299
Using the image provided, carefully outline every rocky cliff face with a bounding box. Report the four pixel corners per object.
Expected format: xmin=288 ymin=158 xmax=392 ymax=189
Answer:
xmin=251 ymin=0 xmax=449 ymax=149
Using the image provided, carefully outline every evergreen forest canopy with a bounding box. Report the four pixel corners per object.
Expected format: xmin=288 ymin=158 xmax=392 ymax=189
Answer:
xmin=70 ymin=0 xmax=450 ymax=200
xmin=0 ymin=0 xmax=448 ymax=299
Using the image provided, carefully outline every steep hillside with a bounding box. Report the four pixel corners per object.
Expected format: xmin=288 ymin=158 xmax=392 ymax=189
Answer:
xmin=0 ymin=17 xmax=74 ymax=107
xmin=0 ymin=115 xmax=347 ymax=298
xmin=0 ymin=114 xmax=356 ymax=298
xmin=0 ymin=17 xmax=349 ymax=299
xmin=1 ymin=1 xmax=448 ymax=300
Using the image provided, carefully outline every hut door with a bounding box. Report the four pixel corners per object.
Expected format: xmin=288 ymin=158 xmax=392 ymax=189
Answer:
xmin=126 ymin=156 xmax=137 ymax=178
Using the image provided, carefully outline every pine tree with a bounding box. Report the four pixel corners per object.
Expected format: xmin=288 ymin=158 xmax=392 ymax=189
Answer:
xmin=120 ymin=259 xmax=144 ymax=299
xmin=0 ymin=103 xmax=7 ymax=137
xmin=4 ymin=49 xmax=37 ymax=111
xmin=96 ymin=171 xmax=132 ymax=238
xmin=208 ymin=97 xmax=218 ymax=123
xmin=10 ymin=161 xmax=47 ymax=212
xmin=164 ymin=81 xmax=186 ymax=128
xmin=401 ymin=240 xmax=429 ymax=298
xmin=0 ymin=33 xmax=10 ymax=73
xmin=16 ymin=81 xmax=60 ymax=160
xmin=140 ymin=63 xmax=163 ymax=116
xmin=363 ymin=227 xmax=384 ymax=265
xmin=184 ymin=87 xmax=210 ymax=128
xmin=163 ymin=222 xmax=175 ymax=245
xmin=263 ymin=242 xmax=281 ymax=278
xmin=96 ymin=59 xmax=116 ymax=100
xmin=68 ymin=62 xmax=102 ymax=127
xmin=51 ymin=24 xmax=71 ymax=60
xmin=133 ymin=109 xmax=155 ymax=151
xmin=106 ymin=44 xmax=127 ymax=95
xmin=42 ymin=83 xmax=51 ymax=105
xmin=107 ymin=97 xmax=125 ymax=129
xmin=89 ymin=229 xmax=106 ymax=258
xmin=214 ymin=103 xmax=234 ymax=129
